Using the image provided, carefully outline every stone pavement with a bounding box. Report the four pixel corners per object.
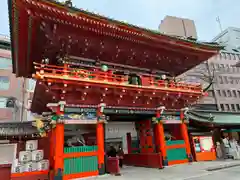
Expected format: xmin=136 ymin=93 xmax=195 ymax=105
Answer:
xmin=187 ymin=166 xmax=240 ymax=180
xmin=75 ymin=160 xmax=240 ymax=180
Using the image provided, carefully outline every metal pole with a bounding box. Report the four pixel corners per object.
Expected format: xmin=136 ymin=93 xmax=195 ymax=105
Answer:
xmin=216 ymin=16 xmax=223 ymax=32
xmin=20 ymin=78 xmax=26 ymax=122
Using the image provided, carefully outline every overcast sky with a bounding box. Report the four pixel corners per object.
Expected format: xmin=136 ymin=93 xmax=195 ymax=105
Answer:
xmin=1 ymin=0 xmax=239 ymax=41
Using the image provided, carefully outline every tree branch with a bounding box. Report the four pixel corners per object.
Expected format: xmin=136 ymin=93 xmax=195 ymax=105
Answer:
xmin=176 ymin=67 xmax=216 ymax=92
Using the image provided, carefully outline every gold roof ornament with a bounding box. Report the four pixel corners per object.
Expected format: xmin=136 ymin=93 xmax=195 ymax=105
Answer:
xmin=64 ymin=0 xmax=73 ymax=7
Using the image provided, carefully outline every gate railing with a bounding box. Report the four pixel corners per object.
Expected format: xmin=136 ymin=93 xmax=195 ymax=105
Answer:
xmin=63 ymin=146 xmax=98 ymax=180
xmin=166 ymin=140 xmax=188 ymax=165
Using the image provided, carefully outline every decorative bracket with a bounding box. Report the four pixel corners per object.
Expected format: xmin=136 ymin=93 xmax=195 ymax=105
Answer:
xmin=59 ymin=101 xmax=66 ymax=112
xmin=208 ymin=113 xmax=215 ymax=122
xmin=181 ymin=107 xmax=189 ymax=123
xmin=98 ymin=103 xmax=106 ymax=113
xmin=157 ymin=106 xmax=166 ymax=115
xmin=97 ymin=103 xmax=107 ymax=123
xmin=47 ymin=101 xmax=66 ymax=113
xmin=181 ymin=107 xmax=189 ymax=115
xmin=152 ymin=106 xmax=166 ymax=124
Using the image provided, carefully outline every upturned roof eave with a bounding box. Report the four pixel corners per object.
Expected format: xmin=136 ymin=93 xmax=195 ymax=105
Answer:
xmin=9 ymin=0 xmax=223 ymax=77
xmin=43 ymin=0 xmax=223 ymax=50
xmin=8 ymin=0 xmax=15 ymax=74
xmin=187 ymin=110 xmax=240 ymax=125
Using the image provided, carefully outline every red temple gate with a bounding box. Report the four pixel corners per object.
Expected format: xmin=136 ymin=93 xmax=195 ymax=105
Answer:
xmin=8 ymin=0 xmax=222 ymax=179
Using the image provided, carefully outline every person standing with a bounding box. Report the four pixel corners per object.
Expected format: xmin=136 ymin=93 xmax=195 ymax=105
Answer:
xmin=222 ymin=136 xmax=230 ymax=158
xmin=216 ymin=142 xmax=223 ymax=159
xmin=229 ymin=137 xmax=240 ymax=159
xmin=107 ymin=145 xmax=117 ymax=157
xmin=117 ymin=146 xmax=124 ymax=168
xmin=106 ymin=145 xmax=121 ymax=176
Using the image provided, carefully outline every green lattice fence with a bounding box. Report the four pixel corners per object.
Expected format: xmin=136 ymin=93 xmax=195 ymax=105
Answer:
xmin=64 ymin=146 xmax=97 ymax=153
xmin=64 ymin=146 xmax=98 ymax=175
xmin=166 ymin=140 xmax=185 ymax=146
xmin=131 ymin=140 xmax=140 ymax=153
xmin=166 ymin=140 xmax=187 ymax=161
xmin=166 ymin=148 xmax=187 ymax=161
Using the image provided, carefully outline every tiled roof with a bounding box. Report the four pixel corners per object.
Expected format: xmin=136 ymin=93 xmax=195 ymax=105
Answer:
xmin=38 ymin=0 xmax=222 ymax=49
xmin=186 ymin=110 xmax=240 ymax=125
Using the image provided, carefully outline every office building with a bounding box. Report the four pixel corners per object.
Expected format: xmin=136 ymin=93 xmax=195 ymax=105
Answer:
xmin=185 ymin=28 xmax=240 ymax=112
xmin=209 ymin=27 xmax=240 ymax=112
xmin=182 ymin=50 xmax=240 ymax=112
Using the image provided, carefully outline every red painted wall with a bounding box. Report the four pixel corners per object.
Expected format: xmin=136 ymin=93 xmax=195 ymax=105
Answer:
xmin=12 ymin=174 xmax=48 ymax=180
xmin=83 ymin=133 xmax=97 ymax=146
xmin=0 ymin=164 xmax=11 ymax=180
xmin=170 ymin=125 xmax=183 ymax=140
xmin=154 ymin=125 xmax=160 ymax=153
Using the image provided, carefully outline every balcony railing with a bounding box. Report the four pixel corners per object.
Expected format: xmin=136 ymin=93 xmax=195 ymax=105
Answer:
xmin=33 ymin=63 xmax=203 ymax=94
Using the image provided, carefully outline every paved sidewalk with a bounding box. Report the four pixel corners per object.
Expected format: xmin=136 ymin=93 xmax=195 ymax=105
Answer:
xmin=76 ymin=160 xmax=240 ymax=180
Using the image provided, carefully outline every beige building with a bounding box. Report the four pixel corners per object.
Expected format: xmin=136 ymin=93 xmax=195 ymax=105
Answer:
xmin=159 ymin=15 xmax=198 ymax=39
xmin=0 ymin=35 xmax=35 ymax=123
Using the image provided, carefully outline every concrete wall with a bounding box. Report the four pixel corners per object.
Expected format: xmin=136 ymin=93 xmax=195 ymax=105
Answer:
xmin=105 ymin=122 xmax=137 ymax=141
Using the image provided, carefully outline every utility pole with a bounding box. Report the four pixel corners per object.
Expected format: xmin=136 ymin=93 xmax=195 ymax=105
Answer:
xmin=216 ymin=16 xmax=223 ymax=32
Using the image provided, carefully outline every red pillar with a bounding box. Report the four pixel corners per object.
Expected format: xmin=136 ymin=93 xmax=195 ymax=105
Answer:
xmin=155 ymin=110 xmax=167 ymax=166
xmin=145 ymin=120 xmax=154 ymax=153
xmin=138 ymin=121 xmax=146 ymax=153
xmin=180 ymin=111 xmax=192 ymax=162
xmin=96 ymin=105 xmax=105 ymax=175
xmin=138 ymin=120 xmax=154 ymax=153
xmin=126 ymin=133 xmax=132 ymax=154
xmin=97 ymin=123 xmax=104 ymax=166
xmin=49 ymin=130 xmax=55 ymax=168
xmin=53 ymin=106 xmax=64 ymax=179
xmin=54 ymin=124 xmax=64 ymax=170
xmin=170 ymin=125 xmax=182 ymax=140
xmin=156 ymin=123 xmax=167 ymax=165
